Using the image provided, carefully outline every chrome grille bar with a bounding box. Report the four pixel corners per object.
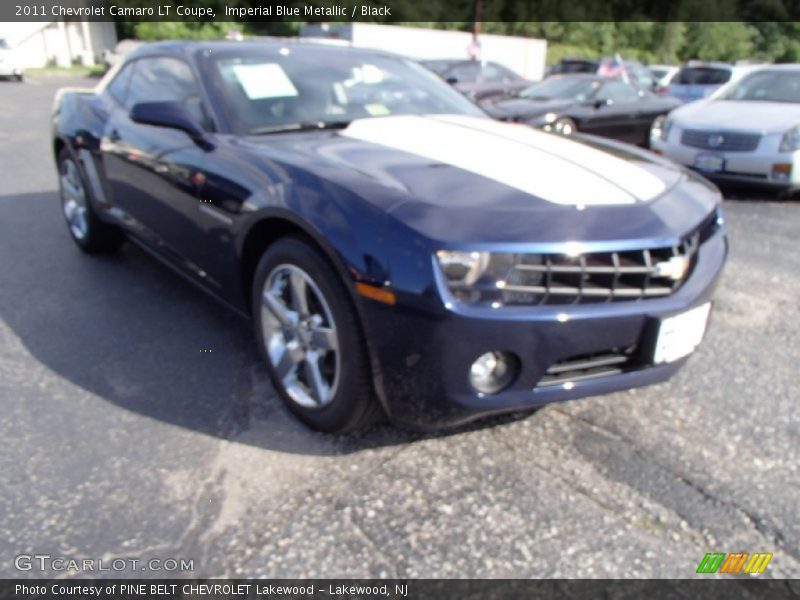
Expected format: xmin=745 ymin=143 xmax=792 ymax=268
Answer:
xmin=500 ymin=233 xmax=701 ymax=305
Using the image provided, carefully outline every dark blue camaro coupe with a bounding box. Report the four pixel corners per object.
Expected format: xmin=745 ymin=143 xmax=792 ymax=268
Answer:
xmin=52 ymin=41 xmax=727 ymax=432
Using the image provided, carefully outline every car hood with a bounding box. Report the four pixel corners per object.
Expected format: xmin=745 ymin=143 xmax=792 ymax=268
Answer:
xmin=483 ymin=98 xmax=574 ymax=120
xmin=672 ymin=99 xmax=800 ymax=134
xmin=239 ymin=115 xmax=714 ymax=245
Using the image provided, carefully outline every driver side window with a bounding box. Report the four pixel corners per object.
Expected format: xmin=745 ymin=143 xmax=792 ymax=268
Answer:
xmin=126 ymin=57 xmax=210 ymax=129
xmin=596 ymin=81 xmax=639 ymax=104
xmin=449 ymin=62 xmax=480 ymax=83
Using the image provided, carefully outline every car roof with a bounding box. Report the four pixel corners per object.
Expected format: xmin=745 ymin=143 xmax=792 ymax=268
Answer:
xmin=125 ymin=39 xmax=402 ymax=62
xmin=546 ymin=73 xmax=605 ymax=83
xmin=421 ymin=59 xmax=502 ymax=67
xmin=681 ymin=61 xmax=735 ymax=70
xmin=749 ymin=63 xmax=800 ymax=72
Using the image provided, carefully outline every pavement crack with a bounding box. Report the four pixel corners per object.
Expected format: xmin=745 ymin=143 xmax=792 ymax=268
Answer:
xmin=550 ymin=408 xmax=800 ymax=564
xmin=490 ymin=427 xmax=623 ymax=516
xmin=344 ymin=508 xmax=399 ymax=578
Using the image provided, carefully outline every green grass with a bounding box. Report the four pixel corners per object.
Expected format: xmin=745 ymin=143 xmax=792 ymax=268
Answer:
xmin=26 ymin=65 xmax=107 ymax=78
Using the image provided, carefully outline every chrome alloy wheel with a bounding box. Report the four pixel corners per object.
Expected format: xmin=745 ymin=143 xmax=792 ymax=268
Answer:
xmin=60 ymin=158 xmax=89 ymax=240
xmin=260 ymin=264 xmax=340 ymax=409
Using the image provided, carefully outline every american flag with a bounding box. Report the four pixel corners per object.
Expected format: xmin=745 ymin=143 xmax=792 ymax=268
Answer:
xmin=597 ymin=54 xmax=630 ymax=83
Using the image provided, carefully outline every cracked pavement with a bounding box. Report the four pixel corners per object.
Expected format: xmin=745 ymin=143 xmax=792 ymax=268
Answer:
xmin=0 ymin=77 xmax=798 ymax=579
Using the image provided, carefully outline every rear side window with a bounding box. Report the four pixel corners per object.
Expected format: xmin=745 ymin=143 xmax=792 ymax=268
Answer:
xmin=674 ymin=67 xmax=732 ymax=85
xmin=107 ymin=63 xmax=134 ymax=105
xmin=126 ymin=57 xmax=207 ymax=127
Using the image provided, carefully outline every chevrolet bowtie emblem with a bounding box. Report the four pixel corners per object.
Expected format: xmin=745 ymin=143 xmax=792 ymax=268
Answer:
xmin=655 ymin=255 xmax=689 ymax=281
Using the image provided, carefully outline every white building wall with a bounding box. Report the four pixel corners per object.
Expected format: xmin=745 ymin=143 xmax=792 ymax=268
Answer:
xmin=301 ymin=23 xmax=547 ymax=81
xmin=0 ymin=20 xmax=116 ymax=68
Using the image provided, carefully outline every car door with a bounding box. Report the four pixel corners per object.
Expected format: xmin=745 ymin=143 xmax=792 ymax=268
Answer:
xmin=580 ymin=80 xmax=642 ymax=143
xmin=101 ymin=56 xmax=214 ymax=280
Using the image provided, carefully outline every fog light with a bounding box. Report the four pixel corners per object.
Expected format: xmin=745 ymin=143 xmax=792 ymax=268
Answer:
xmin=469 ymin=351 xmax=518 ymax=394
xmin=772 ymin=163 xmax=792 ymax=181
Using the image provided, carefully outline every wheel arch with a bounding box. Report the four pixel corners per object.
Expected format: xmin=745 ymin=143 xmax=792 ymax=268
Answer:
xmin=53 ymin=137 xmax=67 ymax=163
xmin=239 ymin=211 xmax=390 ymax=414
xmin=239 ymin=211 xmax=360 ymax=318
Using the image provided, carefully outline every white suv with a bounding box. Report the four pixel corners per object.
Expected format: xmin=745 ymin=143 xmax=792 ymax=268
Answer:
xmin=0 ymin=39 xmax=23 ymax=81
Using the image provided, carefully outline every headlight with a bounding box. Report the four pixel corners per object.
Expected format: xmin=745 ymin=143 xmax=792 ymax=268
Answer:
xmin=779 ymin=125 xmax=800 ymax=152
xmin=435 ymin=251 xmax=490 ymax=286
xmin=435 ymin=251 xmax=517 ymax=304
xmin=660 ymin=117 xmax=673 ymax=141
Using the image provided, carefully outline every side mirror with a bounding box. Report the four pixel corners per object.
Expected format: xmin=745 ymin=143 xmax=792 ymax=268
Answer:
xmin=130 ymin=101 xmax=214 ymax=151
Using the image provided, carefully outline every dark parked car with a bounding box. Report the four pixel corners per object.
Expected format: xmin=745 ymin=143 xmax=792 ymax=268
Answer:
xmin=484 ymin=74 xmax=682 ymax=147
xmin=52 ymin=41 xmax=727 ymax=432
xmin=420 ymin=59 xmax=530 ymax=101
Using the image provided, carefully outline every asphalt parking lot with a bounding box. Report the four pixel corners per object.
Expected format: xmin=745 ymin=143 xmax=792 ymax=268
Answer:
xmin=1 ymin=76 xmax=798 ymax=579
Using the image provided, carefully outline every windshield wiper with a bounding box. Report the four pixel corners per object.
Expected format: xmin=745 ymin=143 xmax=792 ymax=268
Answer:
xmin=249 ymin=120 xmax=352 ymax=135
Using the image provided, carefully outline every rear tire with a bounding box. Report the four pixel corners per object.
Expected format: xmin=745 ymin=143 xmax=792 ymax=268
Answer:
xmin=553 ymin=117 xmax=577 ymax=136
xmin=57 ymin=148 xmax=124 ymax=254
xmin=252 ymin=237 xmax=381 ymax=433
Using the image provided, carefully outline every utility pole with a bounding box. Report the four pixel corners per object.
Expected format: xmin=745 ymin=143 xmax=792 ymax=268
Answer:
xmin=470 ymin=0 xmax=483 ymax=61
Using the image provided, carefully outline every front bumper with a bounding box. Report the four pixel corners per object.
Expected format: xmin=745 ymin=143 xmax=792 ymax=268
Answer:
xmin=0 ymin=66 xmax=23 ymax=77
xmin=653 ymin=136 xmax=800 ymax=191
xmin=359 ymin=228 xmax=728 ymax=429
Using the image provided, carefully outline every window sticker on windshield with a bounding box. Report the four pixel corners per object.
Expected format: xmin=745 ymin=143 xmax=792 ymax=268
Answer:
xmin=232 ymin=63 xmax=298 ymax=99
xmin=364 ymin=104 xmax=390 ymax=116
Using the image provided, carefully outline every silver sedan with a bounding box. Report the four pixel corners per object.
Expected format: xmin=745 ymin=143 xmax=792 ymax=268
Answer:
xmin=651 ymin=64 xmax=800 ymax=193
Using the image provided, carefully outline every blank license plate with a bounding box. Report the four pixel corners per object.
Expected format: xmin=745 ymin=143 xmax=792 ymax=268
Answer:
xmin=653 ymin=303 xmax=711 ymax=364
xmin=694 ymin=153 xmax=725 ymax=173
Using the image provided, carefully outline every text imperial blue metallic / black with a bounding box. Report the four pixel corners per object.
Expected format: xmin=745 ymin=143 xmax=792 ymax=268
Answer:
xmin=51 ymin=40 xmax=727 ymax=432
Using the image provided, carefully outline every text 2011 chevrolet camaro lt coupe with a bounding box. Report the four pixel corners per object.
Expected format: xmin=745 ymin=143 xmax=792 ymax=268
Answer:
xmin=52 ymin=41 xmax=728 ymax=432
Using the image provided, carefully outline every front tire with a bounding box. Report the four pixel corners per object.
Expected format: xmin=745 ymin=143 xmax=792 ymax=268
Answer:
xmin=252 ymin=237 xmax=381 ymax=433
xmin=57 ymin=148 xmax=124 ymax=254
xmin=648 ymin=114 xmax=666 ymax=149
xmin=553 ymin=117 xmax=577 ymax=136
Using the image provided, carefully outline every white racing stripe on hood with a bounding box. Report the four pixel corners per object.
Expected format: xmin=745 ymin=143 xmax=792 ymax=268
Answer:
xmin=341 ymin=115 xmax=667 ymax=206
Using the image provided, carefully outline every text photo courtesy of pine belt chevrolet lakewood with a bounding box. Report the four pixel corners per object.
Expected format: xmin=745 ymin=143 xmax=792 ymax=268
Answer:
xmin=52 ymin=41 xmax=727 ymax=433
xmin=652 ymin=64 xmax=800 ymax=192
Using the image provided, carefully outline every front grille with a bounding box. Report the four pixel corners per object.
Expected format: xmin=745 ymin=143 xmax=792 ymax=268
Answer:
xmin=498 ymin=231 xmax=703 ymax=306
xmin=681 ymin=129 xmax=761 ymax=152
xmin=537 ymin=347 xmax=639 ymax=387
xmin=488 ymin=211 xmax=720 ymax=306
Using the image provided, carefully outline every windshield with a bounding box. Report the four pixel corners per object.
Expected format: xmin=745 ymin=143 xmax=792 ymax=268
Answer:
xmin=650 ymin=68 xmax=670 ymax=80
xmin=673 ymin=67 xmax=732 ymax=85
xmin=719 ymin=70 xmax=800 ymax=104
xmin=210 ymin=48 xmax=485 ymax=135
xmin=519 ymin=77 xmax=600 ymax=101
